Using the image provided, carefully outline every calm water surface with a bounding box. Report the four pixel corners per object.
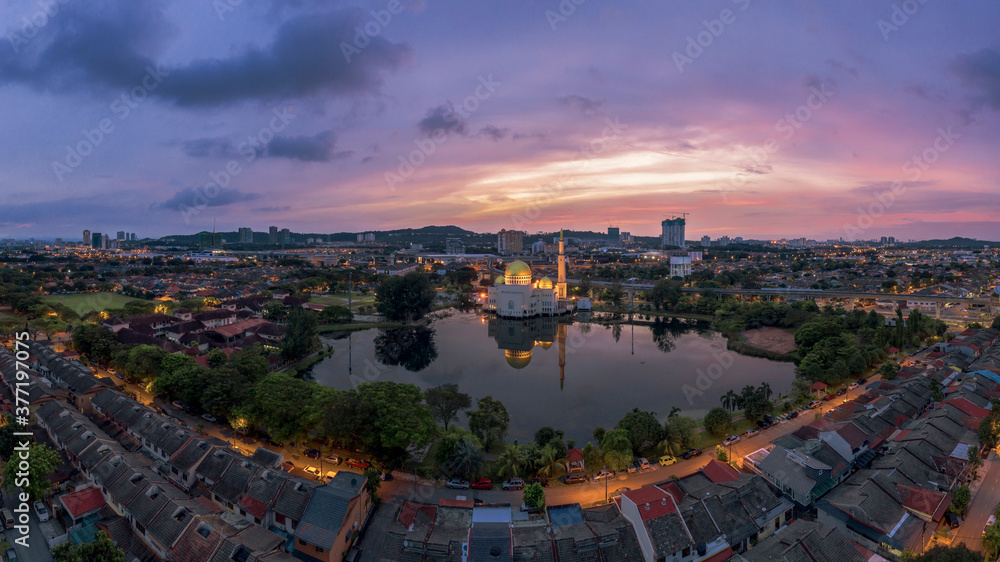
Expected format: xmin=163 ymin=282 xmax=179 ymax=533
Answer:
xmin=310 ymin=312 xmax=795 ymax=443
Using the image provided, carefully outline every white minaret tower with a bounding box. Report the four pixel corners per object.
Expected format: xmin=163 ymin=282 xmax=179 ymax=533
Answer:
xmin=557 ymin=229 xmax=567 ymax=298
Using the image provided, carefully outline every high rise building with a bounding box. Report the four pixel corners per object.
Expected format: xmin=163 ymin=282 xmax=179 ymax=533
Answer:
xmin=116 ymin=231 xmax=126 ymax=240
xmin=83 ymin=230 xmax=91 ymax=246
xmin=661 ymin=217 xmax=686 ymax=248
xmin=91 ymin=232 xmax=102 ymax=249
xmin=280 ymin=228 xmax=291 ymax=244
xmin=269 ymin=226 xmax=278 ymax=243
xmin=239 ymin=227 xmax=253 ymax=243
xmin=101 ymin=234 xmax=109 ymax=249
xmin=557 ymin=230 xmax=567 ymax=298
xmin=445 ymin=238 xmax=465 ymax=254
xmin=700 ymin=235 xmax=711 ymax=247
xmin=497 ymin=229 xmax=524 ymax=255
xmin=131 ymin=233 xmax=136 ymax=241
xmin=608 ymin=227 xmax=619 ymax=241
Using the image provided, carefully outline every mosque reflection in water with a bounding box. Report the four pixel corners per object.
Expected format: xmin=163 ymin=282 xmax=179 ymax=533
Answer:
xmin=487 ymin=315 xmax=571 ymax=386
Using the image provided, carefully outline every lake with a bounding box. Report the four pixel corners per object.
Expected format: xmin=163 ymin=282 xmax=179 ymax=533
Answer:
xmin=309 ymin=311 xmax=796 ymax=444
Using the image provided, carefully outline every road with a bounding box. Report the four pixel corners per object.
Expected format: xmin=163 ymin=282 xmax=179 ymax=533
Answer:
xmin=951 ymin=451 xmax=1000 ymax=552
xmin=0 ymin=492 xmax=56 ymax=562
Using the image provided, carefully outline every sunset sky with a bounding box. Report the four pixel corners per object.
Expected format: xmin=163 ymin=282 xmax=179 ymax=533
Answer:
xmin=1 ymin=0 xmax=997 ymax=241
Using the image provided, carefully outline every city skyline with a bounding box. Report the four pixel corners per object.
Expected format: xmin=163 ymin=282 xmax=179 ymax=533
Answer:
xmin=0 ymin=1 xmax=997 ymax=241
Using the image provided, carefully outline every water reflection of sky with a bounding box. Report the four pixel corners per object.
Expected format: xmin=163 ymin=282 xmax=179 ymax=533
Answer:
xmin=311 ymin=312 xmax=795 ymax=444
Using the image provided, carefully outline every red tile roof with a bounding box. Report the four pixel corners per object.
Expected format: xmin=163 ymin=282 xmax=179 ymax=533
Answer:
xmin=59 ymin=487 xmax=106 ymax=518
xmin=834 ymin=422 xmax=868 ymax=449
xmin=656 ymin=481 xmax=685 ymax=505
xmin=704 ymin=547 xmax=734 ymax=562
xmin=438 ymin=498 xmax=474 ymax=508
xmin=702 ymin=460 xmax=740 ymax=483
xmin=237 ymin=493 xmax=270 ymax=520
xmin=566 ymin=448 xmax=584 ymax=462
xmin=398 ymin=502 xmax=437 ymax=528
xmin=811 ymin=382 xmax=829 ymax=390
xmin=896 ymin=484 xmax=950 ymax=522
xmin=623 ymin=487 xmax=677 ymax=521
xmin=942 ymin=397 xmax=990 ymax=419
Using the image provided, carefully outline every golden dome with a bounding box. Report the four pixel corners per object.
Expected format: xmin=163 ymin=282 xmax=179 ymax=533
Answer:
xmin=504 ymin=260 xmax=531 ymax=277
xmin=495 ymin=275 xmax=505 ymax=285
xmin=537 ymin=276 xmax=553 ymax=289
xmin=538 ymin=341 xmax=553 ymax=350
xmin=504 ymin=349 xmax=532 ymax=369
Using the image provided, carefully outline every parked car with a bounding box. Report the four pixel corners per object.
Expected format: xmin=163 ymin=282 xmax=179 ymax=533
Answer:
xmin=303 ymin=448 xmax=321 ymax=459
xmin=681 ymin=448 xmax=702 ymax=460
xmin=529 ymin=477 xmax=549 ymax=487
xmin=808 ymin=400 xmax=821 ymax=409
xmin=848 ymin=382 xmax=859 ymax=390
xmin=637 ymin=457 xmax=651 ymax=471
xmin=502 ymin=478 xmax=525 ymax=490
xmin=823 ymin=393 xmax=835 ymax=401
xmin=658 ymin=454 xmax=677 ymax=466
xmin=985 ymin=515 xmax=997 ymax=534
xmin=33 ymin=501 xmax=49 ymax=522
xmin=787 ymin=411 xmax=799 ymax=419
xmin=0 ymin=508 xmax=13 ymax=529
xmin=945 ymin=512 xmax=961 ymax=529
xmin=836 ymin=388 xmax=848 ymax=396
xmin=564 ymin=474 xmax=587 ymax=485
xmin=520 ymin=502 xmax=539 ymax=514
xmin=171 ymin=400 xmax=189 ymax=411
xmin=304 ymin=466 xmax=322 ymax=478
xmin=744 ymin=428 xmax=760 ymax=438
xmin=764 ymin=415 xmax=778 ymax=424
xmin=592 ymin=470 xmax=616 ymax=482
xmin=627 ymin=463 xmax=639 ymax=473
xmin=609 ymin=487 xmax=631 ymax=500
xmin=4 ymin=548 xmax=16 ymax=562
xmin=446 ymin=478 xmax=470 ymax=489
xmin=324 ymin=455 xmax=342 ymax=465
xmin=857 ymin=378 xmax=868 ymax=385
xmin=471 ymin=478 xmax=493 ymax=490
xmin=756 ymin=420 xmax=771 ymax=429
xmin=345 ymin=458 xmax=370 ymax=469
xmin=201 ymin=413 xmax=216 ymax=423
xmin=325 ymin=471 xmax=338 ymax=482
xmin=722 ymin=435 xmax=741 ymax=446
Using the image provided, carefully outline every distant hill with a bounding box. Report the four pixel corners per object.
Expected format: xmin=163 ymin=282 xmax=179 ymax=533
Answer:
xmin=900 ymin=237 xmax=1000 ymax=249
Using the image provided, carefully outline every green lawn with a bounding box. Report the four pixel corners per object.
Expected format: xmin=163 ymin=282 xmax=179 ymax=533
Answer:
xmin=44 ymin=293 xmax=148 ymax=315
xmin=310 ymin=293 xmax=376 ymax=312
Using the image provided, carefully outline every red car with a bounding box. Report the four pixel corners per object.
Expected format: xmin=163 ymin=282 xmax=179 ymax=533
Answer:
xmin=471 ymin=478 xmax=492 ymax=490
xmin=823 ymin=393 xmax=835 ymax=401
xmin=345 ymin=458 xmax=370 ymax=469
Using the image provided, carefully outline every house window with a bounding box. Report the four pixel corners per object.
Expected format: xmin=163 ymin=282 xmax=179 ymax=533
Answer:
xmin=775 ymin=518 xmax=780 ymax=530
xmin=275 ymin=514 xmax=285 ymax=524
xmin=682 ymin=547 xmax=690 ymax=557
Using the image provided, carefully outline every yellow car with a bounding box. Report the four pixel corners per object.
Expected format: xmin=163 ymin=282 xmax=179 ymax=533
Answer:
xmin=659 ymin=454 xmax=677 ymax=466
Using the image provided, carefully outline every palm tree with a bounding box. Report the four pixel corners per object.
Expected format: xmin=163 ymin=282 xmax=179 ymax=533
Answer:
xmin=759 ymin=382 xmax=773 ymax=401
xmin=668 ymin=406 xmax=681 ymax=419
xmin=535 ymin=444 xmax=564 ymax=477
xmin=721 ymin=390 xmax=739 ymax=413
xmin=445 ymin=438 xmax=484 ymax=480
xmin=659 ymin=424 xmax=682 ymax=457
xmin=495 ymin=444 xmax=526 ymax=479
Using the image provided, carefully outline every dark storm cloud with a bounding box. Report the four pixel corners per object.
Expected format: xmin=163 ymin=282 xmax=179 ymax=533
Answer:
xmin=268 ymin=130 xmax=341 ymax=162
xmin=557 ymin=94 xmax=604 ymax=115
xmin=155 ymin=188 xmax=259 ymax=211
xmin=0 ymin=2 xmax=413 ymax=107
xmin=478 ymin=125 xmax=509 ymax=141
xmin=950 ymin=48 xmax=1000 ymax=111
xmin=417 ymin=103 xmax=468 ymax=137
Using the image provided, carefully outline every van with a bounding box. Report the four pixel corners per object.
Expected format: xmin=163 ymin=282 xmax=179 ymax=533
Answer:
xmin=1 ymin=508 xmax=14 ymax=529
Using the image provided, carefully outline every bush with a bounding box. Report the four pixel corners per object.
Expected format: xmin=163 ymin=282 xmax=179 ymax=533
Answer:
xmin=703 ymin=407 xmax=733 ymax=436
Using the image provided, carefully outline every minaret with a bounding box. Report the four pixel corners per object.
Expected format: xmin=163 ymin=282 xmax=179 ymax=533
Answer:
xmin=557 ymin=229 xmax=567 ymax=298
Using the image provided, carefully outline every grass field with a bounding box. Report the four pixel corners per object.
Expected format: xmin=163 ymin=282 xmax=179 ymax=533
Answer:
xmin=310 ymin=293 xmax=376 ymax=312
xmin=44 ymin=293 xmax=148 ymax=315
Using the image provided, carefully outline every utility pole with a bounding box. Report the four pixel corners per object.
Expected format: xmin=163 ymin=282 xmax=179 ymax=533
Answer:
xmin=348 ymin=271 xmax=353 ymax=312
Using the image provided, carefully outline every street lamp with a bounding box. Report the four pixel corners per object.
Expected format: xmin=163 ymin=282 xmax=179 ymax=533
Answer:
xmin=604 ymin=464 xmax=609 ymax=504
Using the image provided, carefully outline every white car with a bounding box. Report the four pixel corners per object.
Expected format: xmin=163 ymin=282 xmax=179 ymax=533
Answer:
xmin=305 ymin=466 xmax=322 ymax=478
xmin=985 ymin=515 xmax=996 ymax=535
xmin=637 ymin=457 xmax=652 ymax=471
xmin=446 ymin=478 xmax=470 ymax=489
xmin=723 ymin=435 xmax=741 ymax=446
xmin=848 ymin=382 xmax=859 ymax=390
xmin=33 ymin=501 xmax=49 ymax=522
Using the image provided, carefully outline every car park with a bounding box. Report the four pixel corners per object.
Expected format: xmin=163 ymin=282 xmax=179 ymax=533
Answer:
xmin=529 ymin=477 xmax=549 ymax=487
xmin=658 ymin=454 xmax=677 ymax=466
xmin=592 ymin=470 xmax=616 ymax=482
xmin=471 ymin=478 xmax=493 ymax=490
xmin=722 ymin=435 xmax=741 ymax=446
xmin=303 ymin=449 xmax=321 ymax=459
xmin=446 ymin=478 xmax=470 ymax=489
xmin=33 ymin=501 xmax=49 ymax=522
xmin=681 ymin=448 xmax=702 ymax=460
xmin=637 ymin=457 xmax=651 ymax=471
xmin=744 ymin=428 xmax=760 ymax=438
xmin=345 ymin=458 xmax=370 ymax=469
xmin=324 ymin=455 xmax=341 ymax=465
xmin=564 ymin=474 xmax=587 ymax=484
xmin=201 ymin=413 xmax=216 ymax=423
xmin=502 ymin=478 xmax=525 ymax=490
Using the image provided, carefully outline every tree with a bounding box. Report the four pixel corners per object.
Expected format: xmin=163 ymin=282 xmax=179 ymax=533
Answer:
xmin=424 ymin=384 xmax=471 ymax=429
xmin=434 ymin=427 xmax=481 ymax=468
xmin=0 ymin=415 xmax=18 ymax=460
xmin=929 ymin=378 xmax=943 ymax=402
xmin=903 ymin=544 xmax=979 ymax=562
xmin=280 ymin=307 xmax=319 ymax=362
xmin=984 ymin=520 xmax=1000 ymax=561
xmin=592 ymin=427 xmax=606 ymax=443
xmin=374 ymin=273 xmax=436 ymax=321
xmin=52 ymin=530 xmax=125 ymax=562
xmin=703 ymin=407 xmax=733 ymax=436
xmin=251 ymin=373 xmax=328 ymax=444
xmin=467 ymin=396 xmax=509 ymax=449
xmin=716 ymin=447 xmax=728 ymax=463
xmin=319 ymin=305 xmax=353 ymax=324
xmin=665 ymin=416 xmax=697 ymax=449
xmin=348 ymin=382 xmax=437 ymax=469
xmin=524 ymin=482 xmax=545 ymax=511
xmin=534 ymin=426 xmax=560 ymax=448
xmin=721 ymin=390 xmax=739 ymax=413
xmin=496 ymin=444 xmax=526 ymax=479
xmin=950 ymin=485 xmax=971 ymax=515
xmin=616 ymin=408 xmax=664 ymax=454
xmin=649 ymin=279 xmax=682 ymax=310
xmin=879 ymin=361 xmax=899 ymax=380
xmin=445 ymin=438 xmax=484 ymax=479
xmin=536 ymin=443 xmax=564 ymax=477
xmin=980 ymin=417 xmax=999 ymax=451
xmin=1 ymin=443 xmax=60 ymax=501
xmin=364 ymin=467 xmax=382 ymax=506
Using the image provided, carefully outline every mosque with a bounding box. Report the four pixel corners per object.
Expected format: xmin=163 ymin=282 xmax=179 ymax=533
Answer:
xmin=484 ymin=231 xmax=570 ymax=318
xmin=487 ymin=316 xmax=570 ymax=388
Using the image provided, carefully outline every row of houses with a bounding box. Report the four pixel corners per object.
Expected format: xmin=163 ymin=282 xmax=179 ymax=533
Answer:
xmin=0 ymin=344 xmax=372 ymax=562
